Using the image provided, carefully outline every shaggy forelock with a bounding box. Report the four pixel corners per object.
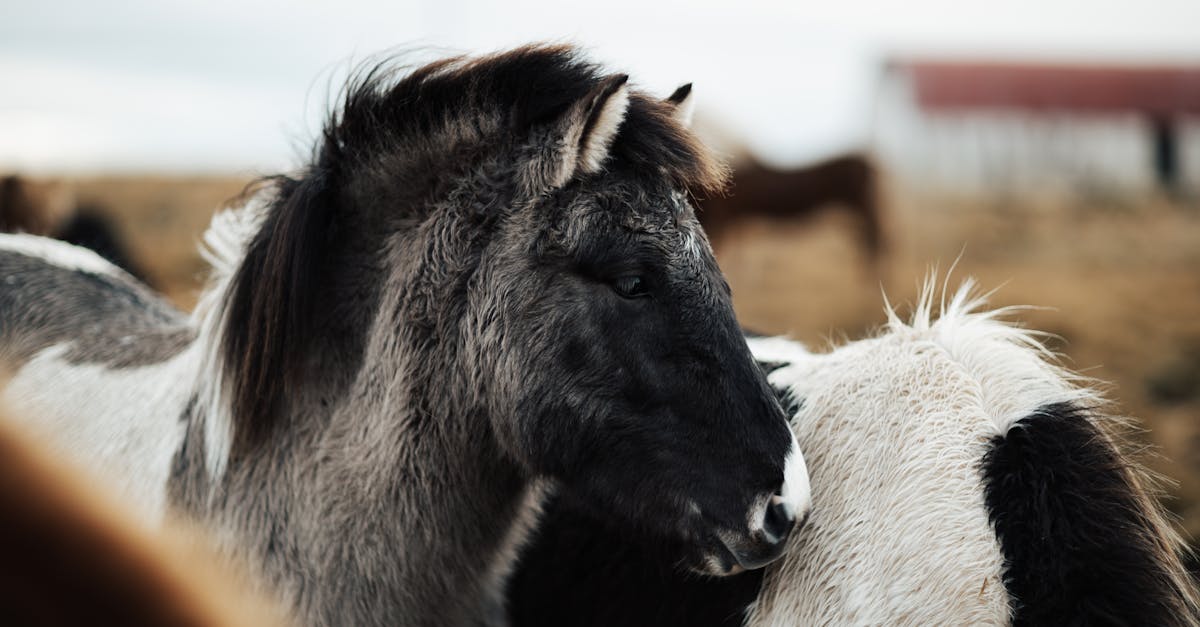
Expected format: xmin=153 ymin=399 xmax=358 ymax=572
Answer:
xmin=319 ymin=44 xmax=729 ymax=198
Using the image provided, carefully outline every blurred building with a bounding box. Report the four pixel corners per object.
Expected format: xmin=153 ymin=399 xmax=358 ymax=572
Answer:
xmin=875 ymin=60 xmax=1200 ymax=199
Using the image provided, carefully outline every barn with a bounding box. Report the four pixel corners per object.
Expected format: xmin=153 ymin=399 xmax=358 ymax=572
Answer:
xmin=874 ymin=60 xmax=1200 ymax=199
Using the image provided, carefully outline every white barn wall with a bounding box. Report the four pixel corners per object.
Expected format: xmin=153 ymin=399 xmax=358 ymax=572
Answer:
xmin=874 ymin=68 xmax=1197 ymax=197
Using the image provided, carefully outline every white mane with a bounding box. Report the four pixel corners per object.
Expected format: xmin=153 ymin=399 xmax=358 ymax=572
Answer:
xmin=882 ymin=275 xmax=1099 ymax=432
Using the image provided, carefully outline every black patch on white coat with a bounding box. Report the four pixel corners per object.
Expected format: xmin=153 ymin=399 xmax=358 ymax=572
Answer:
xmin=982 ymin=402 xmax=1200 ymax=625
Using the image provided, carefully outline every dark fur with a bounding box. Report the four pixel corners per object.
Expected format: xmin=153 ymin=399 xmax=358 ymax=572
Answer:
xmin=222 ymin=173 xmax=338 ymax=451
xmin=507 ymin=491 xmax=763 ymax=627
xmin=666 ymin=83 xmax=693 ymax=106
xmin=982 ymin=402 xmax=1200 ymax=625
xmin=507 ymin=359 xmax=800 ymax=627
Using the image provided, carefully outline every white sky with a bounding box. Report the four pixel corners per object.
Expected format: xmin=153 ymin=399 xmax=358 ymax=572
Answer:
xmin=2 ymin=0 xmax=1199 ymax=174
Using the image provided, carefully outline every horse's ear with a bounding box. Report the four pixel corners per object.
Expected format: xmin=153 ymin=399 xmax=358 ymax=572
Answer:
xmin=525 ymin=73 xmax=630 ymax=193
xmin=576 ymin=74 xmax=631 ymax=175
xmin=665 ymin=83 xmax=695 ymax=127
xmin=222 ymin=172 xmax=333 ymax=454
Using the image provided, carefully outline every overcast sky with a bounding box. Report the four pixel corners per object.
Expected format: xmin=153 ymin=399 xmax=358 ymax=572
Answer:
xmin=2 ymin=0 xmax=1199 ymax=174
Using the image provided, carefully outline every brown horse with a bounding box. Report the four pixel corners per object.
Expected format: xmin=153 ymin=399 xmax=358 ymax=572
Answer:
xmin=697 ymin=153 xmax=882 ymax=262
xmin=0 ymin=174 xmax=61 ymax=235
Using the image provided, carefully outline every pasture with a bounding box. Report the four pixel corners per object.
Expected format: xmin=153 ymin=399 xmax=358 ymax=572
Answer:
xmin=51 ymin=173 xmax=1200 ymax=544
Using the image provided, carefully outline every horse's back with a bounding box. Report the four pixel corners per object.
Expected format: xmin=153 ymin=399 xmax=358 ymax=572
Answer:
xmin=747 ymin=296 xmax=1198 ymax=625
xmin=0 ymin=234 xmax=195 ymax=519
xmin=748 ymin=329 xmax=1028 ymax=624
xmin=0 ymin=233 xmax=189 ymax=365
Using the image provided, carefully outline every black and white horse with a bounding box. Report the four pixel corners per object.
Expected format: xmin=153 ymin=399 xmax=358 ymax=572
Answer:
xmin=510 ymin=279 xmax=1200 ymax=626
xmin=0 ymin=45 xmax=809 ymax=626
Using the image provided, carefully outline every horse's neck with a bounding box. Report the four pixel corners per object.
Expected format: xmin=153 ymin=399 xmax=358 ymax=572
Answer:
xmin=235 ymin=330 xmax=530 ymax=626
xmin=218 ymin=219 xmax=531 ymax=624
xmin=317 ymin=377 xmax=528 ymax=624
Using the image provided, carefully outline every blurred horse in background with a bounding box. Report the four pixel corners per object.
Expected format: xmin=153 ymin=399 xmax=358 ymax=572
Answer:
xmin=1 ymin=174 xmax=147 ymax=281
xmin=697 ymin=153 xmax=883 ymax=265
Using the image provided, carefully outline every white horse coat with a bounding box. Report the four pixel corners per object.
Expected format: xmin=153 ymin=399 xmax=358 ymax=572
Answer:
xmin=745 ymin=281 xmax=1196 ymax=625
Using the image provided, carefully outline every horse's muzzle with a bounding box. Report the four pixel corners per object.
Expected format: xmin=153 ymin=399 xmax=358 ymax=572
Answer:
xmin=721 ymin=435 xmax=812 ymax=572
xmin=719 ymin=496 xmax=808 ymax=572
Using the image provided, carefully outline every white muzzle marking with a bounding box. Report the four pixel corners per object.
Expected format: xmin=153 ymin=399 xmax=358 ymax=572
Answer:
xmin=774 ymin=432 xmax=811 ymax=523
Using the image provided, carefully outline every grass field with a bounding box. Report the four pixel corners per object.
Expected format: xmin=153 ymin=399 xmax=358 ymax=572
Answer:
xmin=55 ymin=174 xmax=1200 ymax=540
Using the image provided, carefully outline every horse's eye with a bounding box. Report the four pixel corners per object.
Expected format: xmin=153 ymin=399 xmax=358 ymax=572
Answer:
xmin=612 ymin=275 xmax=649 ymax=299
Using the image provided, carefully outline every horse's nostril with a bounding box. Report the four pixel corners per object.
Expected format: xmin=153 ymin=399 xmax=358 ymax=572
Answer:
xmin=763 ymin=498 xmax=796 ymax=544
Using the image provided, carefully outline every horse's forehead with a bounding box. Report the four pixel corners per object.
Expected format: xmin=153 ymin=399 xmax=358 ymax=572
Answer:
xmin=554 ymin=183 xmax=706 ymax=257
xmin=612 ymin=188 xmax=693 ymax=230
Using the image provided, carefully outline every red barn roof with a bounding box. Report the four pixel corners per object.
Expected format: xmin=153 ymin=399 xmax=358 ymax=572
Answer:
xmin=897 ymin=61 xmax=1200 ymax=115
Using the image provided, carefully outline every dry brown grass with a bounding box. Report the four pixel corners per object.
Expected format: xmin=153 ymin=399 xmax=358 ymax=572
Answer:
xmin=70 ymin=175 xmax=251 ymax=309
xmin=25 ymin=174 xmax=1200 ymax=539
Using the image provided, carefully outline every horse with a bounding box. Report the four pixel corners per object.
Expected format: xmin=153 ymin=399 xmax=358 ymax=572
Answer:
xmin=1 ymin=174 xmax=60 ymax=236
xmin=1 ymin=174 xmax=147 ymax=281
xmin=696 ymin=153 xmax=882 ymax=263
xmin=0 ymin=45 xmax=810 ymax=626
xmin=508 ymin=279 xmax=1200 ymax=626
xmin=0 ymin=414 xmax=289 ymax=627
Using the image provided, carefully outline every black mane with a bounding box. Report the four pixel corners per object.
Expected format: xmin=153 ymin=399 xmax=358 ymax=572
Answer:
xmin=323 ymin=44 xmax=727 ymax=197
